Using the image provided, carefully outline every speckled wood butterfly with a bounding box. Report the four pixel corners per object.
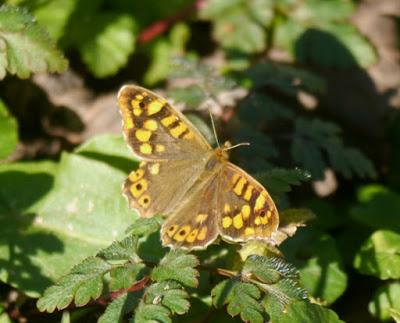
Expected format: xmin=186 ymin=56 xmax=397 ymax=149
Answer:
xmin=118 ymin=85 xmax=279 ymax=250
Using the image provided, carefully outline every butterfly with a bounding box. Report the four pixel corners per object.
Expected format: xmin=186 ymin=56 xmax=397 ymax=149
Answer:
xmin=118 ymin=85 xmax=279 ymax=250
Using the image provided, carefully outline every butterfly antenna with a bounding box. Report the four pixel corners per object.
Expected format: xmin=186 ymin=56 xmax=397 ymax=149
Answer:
xmin=223 ymin=142 xmax=250 ymax=151
xmin=209 ymin=109 xmax=221 ymax=148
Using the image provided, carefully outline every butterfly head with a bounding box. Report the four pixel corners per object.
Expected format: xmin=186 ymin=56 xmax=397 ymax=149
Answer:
xmin=214 ymin=141 xmax=231 ymax=161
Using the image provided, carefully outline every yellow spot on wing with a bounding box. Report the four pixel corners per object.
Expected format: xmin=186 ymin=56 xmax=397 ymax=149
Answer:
xmin=161 ymin=115 xmax=177 ymax=127
xmin=233 ymin=177 xmax=246 ymax=196
xmin=133 ymin=108 xmax=142 ymax=116
xmin=244 ymin=227 xmax=255 ymax=236
xmin=254 ymin=216 xmax=261 ymax=226
xmin=195 ymin=213 xmax=208 ymax=223
xmin=140 ymin=143 xmax=152 ymax=154
xmin=222 ymin=216 xmax=232 ymax=228
xmin=129 ymin=169 xmax=144 ymax=182
xmin=170 ymin=122 xmax=187 ymax=138
xmin=224 ymin=203 xmax=231 ymax=213
xmin=254 ymin=194 xmax=266 ymax=211
xmin=147 ymin=100 xmax=164 ymax=115
xmin=197 ymin=227 xmax=207 ymax=241
xmin=242 ymin=205 xmax=251 ymax=219
xmin=149 ymin=163 xmax=160 ymax=175
xmin=233 ymin=213 xmax=243 ymax=229
xmin=186 ymin=229 xmax=199 ymax=242
xmin=232 ymin=173 xmax=240 ymax=185
xmin=183 ymin=131 xmax=194 ymax=140
xmin=144 ymin=119 xmax=158 ymax=131
xmin=156 ymin=144 xmax=165 ymax=152
xmin=167 ymin=225 xmax=178 ymax=237
xmin=173 ymin=225 xmax=191 ymax=241
xmin=125 ymin=118 xmax=133 ymax=129
xmin=244 ymin=185 xmax=253 ymax=201
xmin=138 ymin=194 xmax=151 ymax=208
xmin=130 ymin=178 xmax=148 ymax=197
xmin=136 ymin=129 xmax=152 ymax=142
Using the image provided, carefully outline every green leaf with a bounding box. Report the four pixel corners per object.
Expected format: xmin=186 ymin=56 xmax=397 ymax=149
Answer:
xmin=354 ymin=230 xmax=400 ymax=279
xmin=134 ymin=302 xmax=171 ymax=323
xmin=369 ymin=282 xmax=400 ymax=321
xmin=145 ymin=281 xmax=190 ymax=315
xmin=293 ymin=0 xmax=354 ymax=22
xmin=200 ymin=0 xmax=274 ymax=53
xmin=151 ymin=250 xmax=199 ymax=288
xmin=37 ymin=257 xmax=112 ymax=311
xmin=0 ymin=147 xmax=137 ymax=297
xmin=0 ymin=4 xmax=67 ymax=79
xmin=257 ymin=168 xmax=311 ymax=194
xmin=245 ymin=61 xmax=325 ymax=94
xmin=351 ymin=189 xmax=400 ymax=231
xmin=125 ymin=217 xmax=162 ymax=237
xmin=278 ymin=301 xmax=344 ymax=323
xmin=263 ymin=278 xmax=308 ymax=321
xmin=391 ymin=308 xmax=400 ymax=323
xmin=212 ymin=279 xmax=264 ymax=323
xmin=109 ymin=263 xmax=147 ymax=291
xmin=144 ymin=23 xmax=190 ymax=85
xmin=0 ymin=100 xmax=18 ymax=160
xmin=243 ymin=256 xmax=299 ymax=284
xmin=291 ymin=118 xmax=376 ymax=179
xmin=98 ymin=292 xmax=140 ymax=323
xmin=79 ymin=13 xmax=136 ymax=78
xmin=33 ymin=0 xmax=78 ymax=41
xmin=281 ymin=231 xmax=347 ymax=304
xmin=97 ymin=235 xmax=139 ymax=262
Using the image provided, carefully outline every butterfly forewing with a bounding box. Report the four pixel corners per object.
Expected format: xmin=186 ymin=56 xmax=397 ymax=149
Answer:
xmin=118 ymin=85 xmax=211 ymax=161
xmin=216 ymin=163 xmax=279 ymax=243
xmin=123 ymin=159 xmax=208 ymax=218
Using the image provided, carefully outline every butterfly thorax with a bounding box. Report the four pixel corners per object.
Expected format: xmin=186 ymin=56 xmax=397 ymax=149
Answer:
xmin=214 ymin=141 xmax=231 ymax=162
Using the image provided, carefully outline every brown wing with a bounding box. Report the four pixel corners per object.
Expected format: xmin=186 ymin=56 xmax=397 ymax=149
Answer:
xmin=216 ymin=163 xmax=279 ymax=244
xmin=118 ymin=85 xmax=211 ymax=161
xmin=161 ymin=174 xmax=220 ymax=250
xmin=123 ymin=159 xmax=208 ymax=218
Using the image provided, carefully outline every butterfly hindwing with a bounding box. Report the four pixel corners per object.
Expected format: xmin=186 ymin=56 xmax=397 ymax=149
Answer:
xmin=118 ymin=85 xmax=211 ymax=161
xmin=216 ymin=163 xmax=279 ymax=243
xmin=161 ymin=175 xmax=220 ymax=250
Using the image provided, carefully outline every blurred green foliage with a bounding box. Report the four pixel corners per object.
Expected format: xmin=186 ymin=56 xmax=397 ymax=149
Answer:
xmin=0 ymin=0 xmax=398 ymax=322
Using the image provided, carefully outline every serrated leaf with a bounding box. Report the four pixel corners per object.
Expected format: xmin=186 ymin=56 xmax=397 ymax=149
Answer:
xmin=37 ymin=257 xmax=111 ymax=312
xmin=98 ymin=292 xmax=140 ymax=323
xmin=134 ymin=302 xmax=171 ymax=323
xmin=257 ymin=168 xmax=311 ymax=194
xmin=278 ymin=301 xmax=344 ymax=323
xmin=212 ymin=279 xmax=264 ymax=323
xmin=79 ymin=13 xmax=136 ymax=78
xmin=146 ymin=281 xmax=190 ymax=315
xmin=151 ymin=250 xmax=199 ymax=288
xmin=263 ymin=278 xmax=308 ymax=320
xmin=125 ymin=217 xmax=162 ymax=237
xmin=291 ymin=138 xmax=325 ymax=179
xmin=245 ymin=61 xmax=325 ymax=94
xmin=238 ymin=92 xmax=295 ymax=125
xmin=0 ymin=100 xmax=18 ymax=160
xmin=243 ymin=256 xmax=299 ymax=284
xmin=97 ymin=235 xmax=139 ymax=262
xmin=110 ymin=263 xmax=147 ymax=291
xmin=0 ymin=5 xmax=67 ymax=79
xmin=369 ymin=282 xmax=400 ymax=321
xmin=354 ymin=230 xmax=400 ymax=280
